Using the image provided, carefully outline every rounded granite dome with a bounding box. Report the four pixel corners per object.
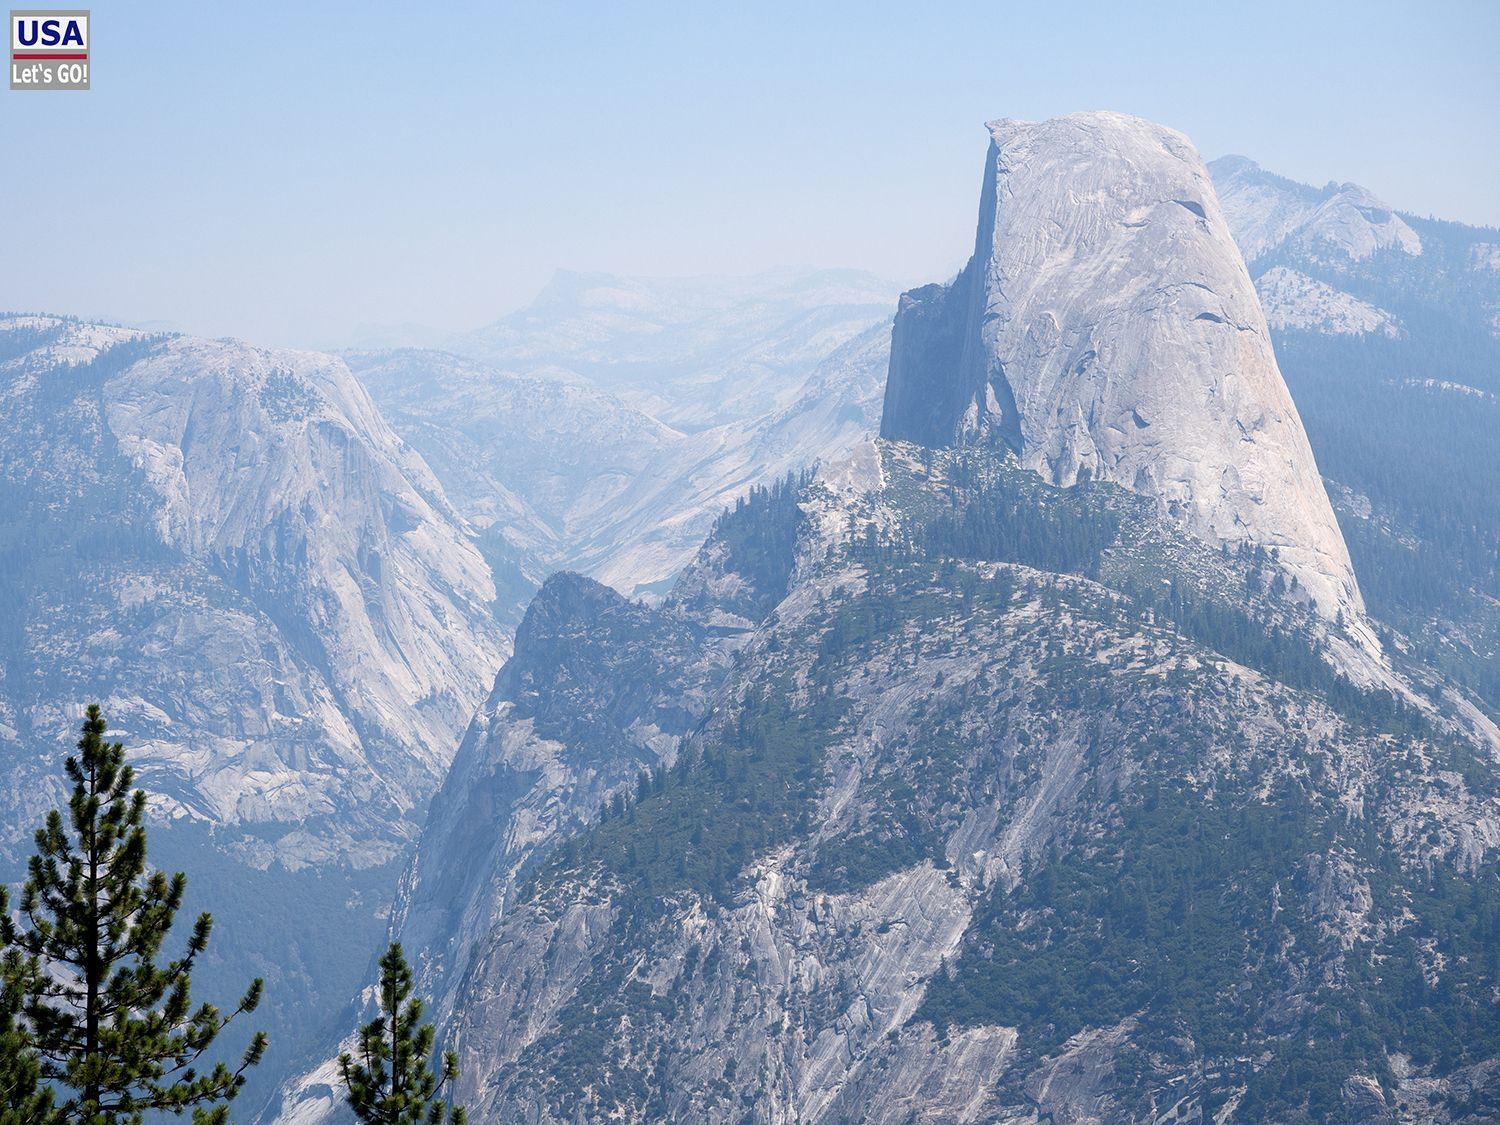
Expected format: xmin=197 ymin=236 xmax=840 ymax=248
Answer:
xmin=882 ymin=110 xmax=1372 ymax=642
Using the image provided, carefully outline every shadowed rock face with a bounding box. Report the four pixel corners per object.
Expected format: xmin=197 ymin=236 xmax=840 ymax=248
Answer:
xmin=881 ymin=112 xmax=1366 ymax=627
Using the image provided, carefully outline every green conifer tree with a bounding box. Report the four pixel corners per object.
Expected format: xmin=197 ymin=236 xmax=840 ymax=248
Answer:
xmin=0 ymin=940 xmax=55 ymax=1124
xmin=0 ymin=705 xmax=266 ymax=1123
xmin=340 ymin=942 xmax=467 ymax=1125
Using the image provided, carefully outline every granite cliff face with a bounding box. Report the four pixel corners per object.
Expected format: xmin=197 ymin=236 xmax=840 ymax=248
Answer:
xmin=0 ymin=317 xmax=507 ymax=856
xmin=106 ymin=334 xmax=508 ymax=805
xmin=881 ymin=113 xmax=1364 ymax=629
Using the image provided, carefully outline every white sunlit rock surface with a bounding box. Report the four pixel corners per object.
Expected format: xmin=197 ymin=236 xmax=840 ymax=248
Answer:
xmin=881 ymin=112 xmax=1369 ymax=632
xmin=0 ymin=317 xmax=508 ymax=866
xmin=1255 ymin=266 xmax=1401 ymax=337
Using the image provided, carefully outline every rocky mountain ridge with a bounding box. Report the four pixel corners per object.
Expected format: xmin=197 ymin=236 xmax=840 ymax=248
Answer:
xmin=454 ymin=268 xmax=898 ymax=432
xmin=384 ymin=438 xmax=1499 ymax=1122
xmin=259 ymin=469 xmax=799 ymax=1123
xmin=1208 ymin=155 xmax=1424 ymax=266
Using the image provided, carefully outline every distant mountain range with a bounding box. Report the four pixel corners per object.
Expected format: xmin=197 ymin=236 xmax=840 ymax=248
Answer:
xmin=348 ymin=269 xmax=898 ymax=607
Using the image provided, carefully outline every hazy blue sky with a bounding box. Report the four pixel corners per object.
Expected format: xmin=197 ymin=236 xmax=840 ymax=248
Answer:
xmin=3 ymin=1 xmax=1497 ymax=347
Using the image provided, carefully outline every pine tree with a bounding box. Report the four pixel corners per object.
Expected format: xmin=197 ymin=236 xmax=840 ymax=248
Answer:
xmin=0 ymin=940 xmax=54 ymax=1124
xmin=340 ymin=943 xmax=467 ymax=1125
xmin=0 ymin=705 xmax=267 ymax=1123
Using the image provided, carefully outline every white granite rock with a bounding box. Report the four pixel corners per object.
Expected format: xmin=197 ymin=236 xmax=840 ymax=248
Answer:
xmin=0 ymin=318 xmax=509 ymax=865
xmin=882 ymin=112 xmax=1368 ymax=629
xmin=1256 ymin=265 xmax=1401 ymax=338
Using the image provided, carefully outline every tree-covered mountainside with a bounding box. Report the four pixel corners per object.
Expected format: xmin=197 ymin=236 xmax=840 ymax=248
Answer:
xmin=267 ymin=141 xmax=1497 ymax=1124
xmin=370 ymin=441 xmax=1499 ymax=1123
xmin=1277 ymin=332 xmax=1500 ymax=713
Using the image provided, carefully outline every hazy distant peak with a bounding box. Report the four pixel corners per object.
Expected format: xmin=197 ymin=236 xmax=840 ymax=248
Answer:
xmin=1209 ymin=154 xmax=1422 ymax=264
